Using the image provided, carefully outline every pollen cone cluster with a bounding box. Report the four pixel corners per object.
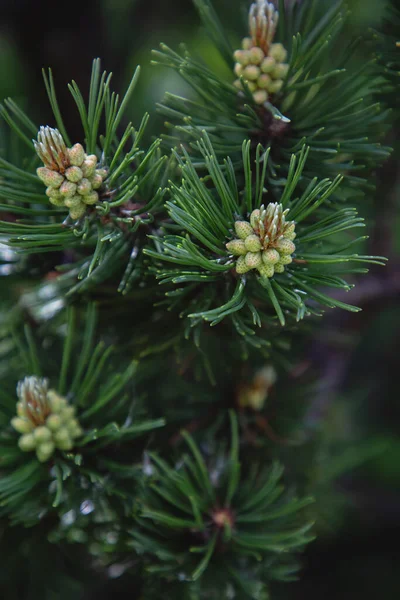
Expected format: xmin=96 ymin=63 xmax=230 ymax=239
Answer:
xmin=34 ymin=126 xmax=108 ymax=220
xmin=11 ymin=376 xmax=83 ymax=463
xmin=233 ymin=0 xmax=289 ymax=105
xmin=226 ymin=203 xmax=296 ymax=278
xmin=237 ymin=365 xmax=277 ymax=411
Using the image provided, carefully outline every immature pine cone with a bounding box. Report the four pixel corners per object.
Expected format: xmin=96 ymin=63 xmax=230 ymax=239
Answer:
xmin=226 ymin=203 xmax=296 ymax=278
xmin=34 ymin=126 xmax=108 ymax=220
xmin=233 ymin=0 xmax=289 ymax=105
xmin=11 ymin=376 xmax=82 ymax=462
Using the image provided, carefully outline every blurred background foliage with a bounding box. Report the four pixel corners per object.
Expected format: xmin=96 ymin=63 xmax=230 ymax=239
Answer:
xmin=0 ymin=0 xmax=399 ymax=598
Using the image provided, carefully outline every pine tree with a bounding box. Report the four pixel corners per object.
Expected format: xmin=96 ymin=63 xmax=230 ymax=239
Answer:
xmin=0 ymin=1 xmax=397 ymax=598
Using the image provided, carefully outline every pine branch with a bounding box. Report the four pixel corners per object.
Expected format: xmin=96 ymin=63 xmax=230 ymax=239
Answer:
xmin=130 ymin=412 xmax=314 ymax=594
xmin=0 ymin=304 xmax=164 ymax=525
xmin=154 ymin=0 xmax=391 ymax=195
xmin=145 ymin=134 xmax=386 ymax=345
xmin=0 ymin=60 xmax=171 ymax=295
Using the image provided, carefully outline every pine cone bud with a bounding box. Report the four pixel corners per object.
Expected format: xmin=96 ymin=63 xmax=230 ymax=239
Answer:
xmin=258 ymin=74 xmax=271 ymax=89
xmin=261 ymin=57 xmax=276 ymax=73
xmin=275 ymin=238 xmax=296 ymax=255
xmin=234 ymin=63 xmax=244 ymax=77
xmin=64 ymin=195 xmax=83 ymax=208
xmin=242 ymin=37 xmax=252 ymax=50
xmin=65 ymin=166 xmax=83 ymax=183
xmin=249 ymin=47 xmax=264 ymax=65
xmin=226 ymin=239 xmax=247 ymax=256
xmin=11 ymin=417 xmax=34 ymax=434
xmin=273 ymin=63 xmax=289 ymax=79
xmin=36 ymin=442 xmax=55 ymax=463
xmin=81 ymin=159 xmax=97 ymax=178
xmin=243 ymin=65 xmax=261 ymax=81
xmin=247 ymin=81 xmax=258 ymax=93
xmin=277 ymin=255 xmax=292 ymax=266
xmin=245 ymin=251 xmax=262 ymax=269
xmin=237 ymin=365 xmax=277 ymax=411
xmin=233 ymin=50 xmax=246 ymax=64
xmin=59 ymin=181 xmax=77 ymax=197
xmin=48 ymin=196 xmax=66 ymax=207
xmin=12 ymin=376 xmax=83 ymax=462
xmin=67 ymin=143 xmax=85 ymax=167
xmin=69 ymin=203 xmax=87 ymax=220
xmin=53 ymin=429 xmax=73 ymax=450
xmin=228 ymin=203 xmax=296 ymax=278
xmin=233 ymin=3 xmax=288 ymax=105
xmin=253 ymin=90 xmax=268 ymax=105
xmin=37 ymin=167 xmax=64 ymax=188
xmin=48 ymin=391 xmax=66 ymax=413
xmin=96 ymin=168 xmax=108 ymax=180
xmin=268 ymin=79 xmax=283 ymax=93
xmin=34 ymin=126 xmax=109 ymax=218
xmin=18 ymin=434 xmax=36 ymax=452
xmin=245 ymin=234 xmax=262 ymax=252
xmin=34 ymin=426 xmax=52 ymax=443
xmin=257 ymin=263 xmax=274 ymax=278
xmin=90 ymin=172 xmax=103 ymax=190
xmin=274 ymin=263 xmax=285 ymax=273
xmin=262 ymin=248 xmax=280 ymax=264
xmin=235 ymin=221 xmax=254 ymax=240
xmin=82 ymin=191 xmax=99 ymax=206
xmin=77 ymin=178 xmax=92 ymax=195
xmin=34 ymin=126 xmax=70 ymax=172
xmin=46 ymin=187 xmax=62 ymax=199
xmin=46 ymin=414 xmax=62 ymax=431
xmin=250 ymin=209 xmax=261 ymax=229
xmin=236 ymin=255 xmax=252 ymax=274
xmin=269 ymin=43 xmax=287 ymax=63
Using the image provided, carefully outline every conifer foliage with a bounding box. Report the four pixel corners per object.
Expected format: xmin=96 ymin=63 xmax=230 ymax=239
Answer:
xmin=0 ymin=0 xmax=396 ymax=598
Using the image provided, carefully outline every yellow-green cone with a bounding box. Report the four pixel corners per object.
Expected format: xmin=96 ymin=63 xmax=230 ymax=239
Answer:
xmin=226 ymin=202 xmax=296 ymax=278
xmin=12 ymin=376 xmax=83 ymax=463
xmin=33 ymin=126 xmax=108 ymax=220
xmin=232 ymin=1 xmax=289 ymax=105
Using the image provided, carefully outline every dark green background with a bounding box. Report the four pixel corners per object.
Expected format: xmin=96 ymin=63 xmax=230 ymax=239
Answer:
xmin=0 ymin=0 xmax=399 ymax=597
